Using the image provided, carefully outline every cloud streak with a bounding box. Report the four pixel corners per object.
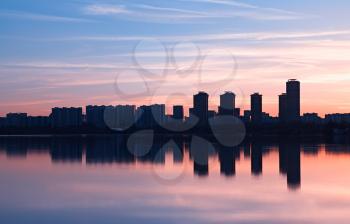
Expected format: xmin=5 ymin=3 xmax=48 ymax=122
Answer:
xmin=83 ymin=4 xmax=129 ymax=15
xmin=0 ymin=99 xmax=62 ymax=107
xmin=187 ymin=0 xmax=302 ymax=15
xmin=81 ymin=0 xmax=308 ymax=22
xmin=29 ymin=29 xmax=350 ymax=43
xmin=0 ymin=10 xmax=94 ymax=23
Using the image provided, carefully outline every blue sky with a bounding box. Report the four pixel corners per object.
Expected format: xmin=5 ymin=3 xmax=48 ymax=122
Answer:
xmin=1 ymin=0 xmax=350 ymax=116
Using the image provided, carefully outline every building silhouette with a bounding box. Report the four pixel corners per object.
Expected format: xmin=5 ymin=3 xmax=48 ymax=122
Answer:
xmin=150 ymin=104 xmax=166 ymax=125
xmin=325 ymin=113 xmax=350 ymax=124
xmin=193 ymin=92 xmax=209 ymax=126
xmin=136 ymin=104 xmax=165 ymax=128
xmin=219 ymin=92 xmax=235 ymax=116
xmin=279 ymin=93 xmax=287 ymax=123
xmin=172 ymin=105 xmax=184 ymax=120
xmin=208 ymin=110 xmax=216 ymax=119
xmin=243 ymin=110 xmax=251 ymax=123
xmin=86 ymin=105 xmax=106 ymax=128
xmin=250 ymin=93 xmax=262 ymax=124
xmin=302 ymin=113 xmax=322 ymax=124
xmin=51 ymin=107 xmax=82 ymax=128
xmin=6 ymin=113 xmax=28 ymax=128
xmin=286 ymin=79 xmax=300 ymax=122
xmin=0 ymin=117 xmax=5 ymax=128
xmin=27 ymin=116 xmax=50 ymax=128
xmin=234 ymin=108 xmax=240 ymax=117
xmin=104 ymin=105 xmax=136 ymax=130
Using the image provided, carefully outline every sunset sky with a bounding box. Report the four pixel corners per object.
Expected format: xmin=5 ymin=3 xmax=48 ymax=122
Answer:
xmin=1 ymin=0 xmax=350 ymax=117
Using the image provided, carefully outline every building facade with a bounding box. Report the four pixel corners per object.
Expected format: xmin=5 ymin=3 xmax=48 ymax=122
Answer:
xmin=6 ymin=113 xmax=28 ymax=127
xmin=250 ymin=93 xmax=262 ymax=124
xmin=193 ymin=92 xmax=209 ymax=126
xmin=286 ymin=79 xmax=300 ymax=122
xmin=86 ymin=105 xmax=106 ymax=128
xmin=219 ymin=92 xmax=235 ymax=116
xmin=279 ymin=93 xmax=287 ymax=123
xmin=51 ymin=107 xmax=83 ymax=128
xmin=173 ymin=105 xmax=184 ymax=120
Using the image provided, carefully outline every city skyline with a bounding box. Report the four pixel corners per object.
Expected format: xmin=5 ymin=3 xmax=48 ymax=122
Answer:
xmin=0 ymin=79 xmax=329 ymax=119
xmin=2 ymin=79 xmax=350 ymax=131
xmin=2 ymin=1 xmax=350 ymax=116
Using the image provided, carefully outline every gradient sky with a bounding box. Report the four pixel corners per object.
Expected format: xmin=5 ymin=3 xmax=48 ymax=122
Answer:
xmin=1 ymin=0 xmax=350 ymax=116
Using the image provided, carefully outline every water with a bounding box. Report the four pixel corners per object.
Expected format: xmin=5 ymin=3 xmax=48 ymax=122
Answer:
xmin=0 ymin=135 xmax=350 ymax=224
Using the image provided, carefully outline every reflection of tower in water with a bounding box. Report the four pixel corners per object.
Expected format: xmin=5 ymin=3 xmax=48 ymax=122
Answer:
xmin=279 ymin=141 xmax=301 ymax=190
xmin=218 ymin=146 xmax=236 ymax=177
xmin=172 ymin=137 xmax=184 ymax=163
xmin=251 ymin=142 xmax=263 ymax=176
xmin=279 ymin=142 xmax=288 ymax=175
xmin=190 ymin=137 xmax=213 ymax=177
xmin=193 ymin=151 xmax=209 ymax=176
xmin=0 ymin=135 xmax=304 ymax=190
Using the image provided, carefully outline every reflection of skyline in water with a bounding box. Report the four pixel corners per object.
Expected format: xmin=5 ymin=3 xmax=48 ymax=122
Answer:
xmin=1 ymin=136 xmax=350 ymax=190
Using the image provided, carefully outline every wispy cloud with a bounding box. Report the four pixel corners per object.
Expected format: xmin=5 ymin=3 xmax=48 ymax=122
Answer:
xmin=0 ymin=10 xmax=93 ymax=23
xmin=0 ymin=62 xmax=123 ymax=70
xmin=83 ymin=4 xmax=129 ymax=15
xmin=82 ymin=3 xmax=209 ymax=22
xmin=185 ymin=0 xmax=310 ymax=18
xmin=187 ymin=0 xmax=296 ymax=13
xmin=134 ymin=4 xmax=208 ymax=16
xmin=0 ymin=99 xmax=62 ymax=107
xmin=32 ymin=29 xmax=350 ymax=43
xmin=81 ymin=1 xmax=308 ymax=23
xmin=196 ymin=0 xmax=313 ymax=20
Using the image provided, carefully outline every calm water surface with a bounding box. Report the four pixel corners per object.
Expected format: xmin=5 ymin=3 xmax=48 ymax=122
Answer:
xmin=1 ymin=135 xmax=350 ymax=224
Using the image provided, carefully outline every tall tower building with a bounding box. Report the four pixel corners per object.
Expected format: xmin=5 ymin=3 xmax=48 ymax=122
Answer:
xmin=251 ymin=93 xmax=262 ymax=124
xmin=286 ymin=79 xmax=300 ymax=122
xmin=279 ymin=93 xmax=287 ymax=123
xmin=173 ymin=105 xmax=184 ymax=120
xmin=193 ymin=92 xmax=209 ymax=126
xmin=219 ymin=92 xmax=235 ymax=116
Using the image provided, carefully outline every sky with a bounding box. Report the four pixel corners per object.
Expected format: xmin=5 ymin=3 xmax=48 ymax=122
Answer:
xmin=1 ymin=0 xmax=350 ymax=117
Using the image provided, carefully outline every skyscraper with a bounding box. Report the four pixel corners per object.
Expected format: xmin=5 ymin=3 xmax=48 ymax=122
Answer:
xmin=173 ymin=105 xmax=184 ymax=120
xmin=193 ymin=92 xmax=209 ymax=126
xmin=286 ymin=79 xmax=300 ymax=122
xmin=250 ymin=93 xmax=262 ymax=124
xmin=219 ymin=92 xmax=235 ymax=116
xmin=279 ymin=93 xmax=287 ymax=123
